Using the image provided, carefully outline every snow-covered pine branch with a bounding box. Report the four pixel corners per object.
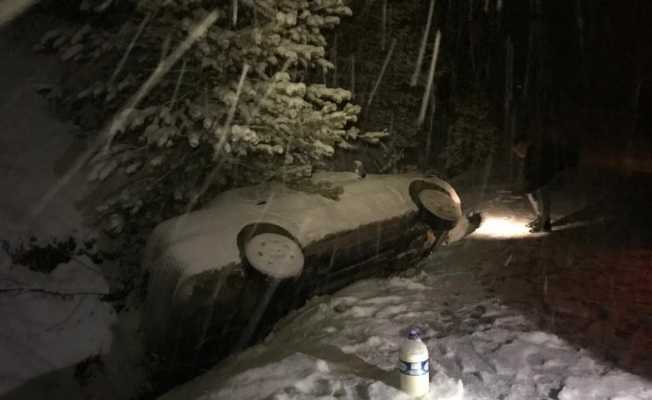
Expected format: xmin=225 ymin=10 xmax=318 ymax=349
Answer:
xmin=35 ymin=0 xmax=384 ymax=235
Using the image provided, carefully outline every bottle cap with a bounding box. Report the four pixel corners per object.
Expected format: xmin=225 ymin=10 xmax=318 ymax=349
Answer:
xmin=408 ymin=328 xmax=420 ymax=340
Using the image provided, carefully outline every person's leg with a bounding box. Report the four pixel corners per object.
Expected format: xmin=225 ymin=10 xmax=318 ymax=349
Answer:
xmin=538 ymin=186 xmax=551 ymax=231
xmin=526 ymin=192 xmax=541 ymax=227
xmin=527 ymin=192 xmax=540 ymax=217
xmin=538 ymin=187 xmax=551 ymax=222
xmin=528 ymin=187 xmax=552 ymax=232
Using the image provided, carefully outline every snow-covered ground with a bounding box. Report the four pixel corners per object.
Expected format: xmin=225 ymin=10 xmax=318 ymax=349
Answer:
xmin=159 ymin=268 xmax=652 ymax=400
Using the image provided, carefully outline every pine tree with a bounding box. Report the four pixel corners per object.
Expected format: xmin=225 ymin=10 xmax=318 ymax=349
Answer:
xmin=38 ymin=0 xmax=379 ymax=234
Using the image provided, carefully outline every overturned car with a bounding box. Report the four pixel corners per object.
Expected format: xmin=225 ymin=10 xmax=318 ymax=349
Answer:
xmin=142 ymin=172 xmax=463 ymax=371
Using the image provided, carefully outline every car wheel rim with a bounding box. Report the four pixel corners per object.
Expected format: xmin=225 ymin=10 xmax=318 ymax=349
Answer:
xmin=244 ymin=232 xmax=304 ymax=279
xmin=417 ymin=189 xmax=459 ymax=222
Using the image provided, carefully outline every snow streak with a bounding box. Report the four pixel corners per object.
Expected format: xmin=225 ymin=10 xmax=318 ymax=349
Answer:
xmin=417 ymin=30 xmax=441 ymax=129
xmin=410 ymin=0 xmax=436 ymax=87
xmin=23 ymin=10 xmax=220 ymax=247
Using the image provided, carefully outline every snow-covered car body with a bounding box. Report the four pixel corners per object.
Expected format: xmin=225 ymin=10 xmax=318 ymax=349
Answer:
xmin=142 ymin=172 xmax=462 ymax=370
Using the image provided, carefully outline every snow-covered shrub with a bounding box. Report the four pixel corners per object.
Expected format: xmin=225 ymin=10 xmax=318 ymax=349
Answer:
xmin=37 ymin=0 xmax=371 ymax=233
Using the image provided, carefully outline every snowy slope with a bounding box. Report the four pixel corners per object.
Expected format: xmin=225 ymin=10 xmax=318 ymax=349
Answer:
xmin=0 ymin=260 xmax=115 ymax=394
xmin=0 ymin=26 xmax=88 ymax=241
xmin=0 ymin=28 xmax=138 ymax=399
xmin=159 ymin=271 xmax=652 ymax=400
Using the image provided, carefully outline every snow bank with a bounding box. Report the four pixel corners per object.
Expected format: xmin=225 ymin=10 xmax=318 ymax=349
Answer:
xmin=0 ymin=34 xmax=118 ymax=397
xmin=560 ymin=372 xmax=652 ymax=400
xmin=0 ymin=261 xmax=116 ymax=395
xmin=159 ymin=272 xmax=652 ymax=400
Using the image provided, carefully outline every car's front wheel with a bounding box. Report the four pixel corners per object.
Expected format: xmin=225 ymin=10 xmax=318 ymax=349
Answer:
xmin=409 ymin=179 xmax=461 ymax=232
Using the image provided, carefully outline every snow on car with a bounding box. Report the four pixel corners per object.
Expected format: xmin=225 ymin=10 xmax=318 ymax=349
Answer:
xmin=141 ymin=172 xmax=463 ymax=370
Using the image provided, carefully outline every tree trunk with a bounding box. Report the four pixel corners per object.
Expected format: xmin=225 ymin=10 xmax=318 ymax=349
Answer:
xmin=350 ymin=54 xmax=356 ymax=99
xmin=451 ymin=0 xmax=465 ymax=100
xmin=331 ymin=33 xmax=338 ymax=87
xmin=381 ymin=0 xmax=387 ymax=51
xmin=574 ymin=0 xmax=588 ymax=91
xmin=504 ymin=36 xmax=515 ymax=180
xmin=468 ymin=0 xmax=477 ymax=82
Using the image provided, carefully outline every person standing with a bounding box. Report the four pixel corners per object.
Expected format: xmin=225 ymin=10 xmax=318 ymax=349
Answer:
xmin=512 ymin=133 xmax=558 ymax=232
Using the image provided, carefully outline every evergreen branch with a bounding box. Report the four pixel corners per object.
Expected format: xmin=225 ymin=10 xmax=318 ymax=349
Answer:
xmin=28 ymin=9 xmax=221 ymax=225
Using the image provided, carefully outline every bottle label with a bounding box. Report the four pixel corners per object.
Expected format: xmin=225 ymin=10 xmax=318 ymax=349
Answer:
xmin=399 ymin=359 xmax=429 ymax=376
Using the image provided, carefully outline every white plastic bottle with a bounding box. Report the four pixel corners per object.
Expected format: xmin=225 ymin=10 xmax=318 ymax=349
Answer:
xmin=399 ymin=328 xmax=430 ymax=397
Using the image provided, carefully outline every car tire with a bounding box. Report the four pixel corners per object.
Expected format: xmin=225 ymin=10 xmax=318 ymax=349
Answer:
xmin=238 ymin=224 xmax=305 ymax=280
xmin=409 ymin=180 xmax=461 ymax=231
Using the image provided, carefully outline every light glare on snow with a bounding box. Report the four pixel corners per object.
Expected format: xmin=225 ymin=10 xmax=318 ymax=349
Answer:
xmin=472 ymin=215 xmax=532 ymax=238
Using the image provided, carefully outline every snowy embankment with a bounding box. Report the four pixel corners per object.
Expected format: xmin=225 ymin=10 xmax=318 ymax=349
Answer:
xmin=0 ymin=259 xmax=115 ymax=393
xmin=160 ymin=270 xmax=652 ymax=400
xmin=0 ymin=31 xmax=132 ymax=398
